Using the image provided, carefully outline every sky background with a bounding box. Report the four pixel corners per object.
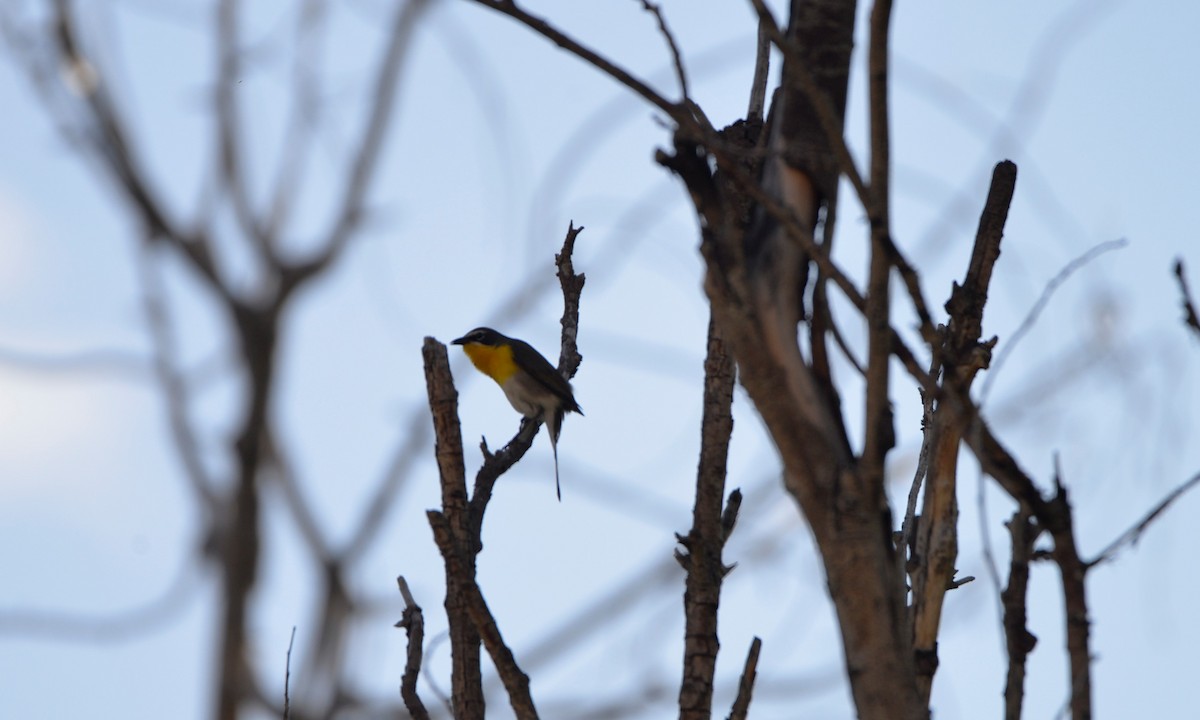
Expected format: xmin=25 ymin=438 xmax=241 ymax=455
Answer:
xmin=1 ymin=0 xmax=1199 ymax=718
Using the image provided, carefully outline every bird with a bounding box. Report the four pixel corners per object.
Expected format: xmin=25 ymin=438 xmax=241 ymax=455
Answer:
xmin=451 ymin=327 xmax=582 ymax=500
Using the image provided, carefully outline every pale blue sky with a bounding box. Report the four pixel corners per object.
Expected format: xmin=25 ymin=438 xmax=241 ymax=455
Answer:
xmin=1 ymin=1 xmax=1198 ymax=718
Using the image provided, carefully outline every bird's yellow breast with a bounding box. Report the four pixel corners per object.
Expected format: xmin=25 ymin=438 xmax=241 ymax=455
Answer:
xmin=462 ymin=342 xmax=519 ymax=385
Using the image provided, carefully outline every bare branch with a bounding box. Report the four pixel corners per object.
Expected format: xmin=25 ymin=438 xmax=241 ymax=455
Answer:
xmin=0 ymin=552 xmax=200 ymax=641
xmin=861 ymin=0 xmax=897 ymax=512
xmin=745 ymin=0 xmax=868 ymax=211
xmin=1087 ymin=469 xmax=1200 ymax=568
xmin=428 ymin=512 xmax=538 ymax=720
xmin=467 ymin=223 xmax=586 ymax=527
xmin=1047 ymin=461 xmax=1092 ymax=720
xmin=283 ymin=626 xmax=297 ymax=720
xmin=897 ymin=348 xmax=941 ymax=593
xmin=868 ymin=0 xmax=893 ymax=218
xmin=395 ymin=577 xmax=431 ymax=720
xmin=981 ymin=238 xmax=1128 ymax=401
xmin=215 ymin=0 xmax=271 ymax=256
xmin=747 ymin=18 xmax=770 ymax=123
xmin=726 ymin=637 xmax=763 ymax=720
xmin=678 ymin=315 xmax=737 ymax=720
xmin=136 ymin=246 xmax=220 ymax=511
xmin=420 ymin=338 xmax=484 ymax=719
xmin=468 ymin=0 xmax=684 ymax=123
xmin=912 ymin=161 xmax=1017 ymax=702
xmin=1174 ymin=258 xmax=1200 ymax=340
xmin=554 ymin=221 xmax=587 ymax=378
xmin=637 ymin=0 xmax=689 ymax=101
xmin=746 ymin=0 xmax=940 ymax=348
xmin=1002 ymin=508 xmax=1038 ymax=720
xmin=293 ymin=0 xmax=430 ymax=284
xmin=265 ymin=0 xmax=327 ymax=239
xmin=46 ymin=0 xmax=222 ymax=287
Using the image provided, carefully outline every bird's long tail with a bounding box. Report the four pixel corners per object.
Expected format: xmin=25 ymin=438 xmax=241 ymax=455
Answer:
xmin=547 ymin=407 xmax=564 ymax=501
xmin=552 ymin=438 xmax=561 ymax=502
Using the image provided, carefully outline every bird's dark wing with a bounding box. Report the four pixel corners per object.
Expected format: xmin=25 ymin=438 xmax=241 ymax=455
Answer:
xmin=511 ymin=339 xmax=582 ymax=414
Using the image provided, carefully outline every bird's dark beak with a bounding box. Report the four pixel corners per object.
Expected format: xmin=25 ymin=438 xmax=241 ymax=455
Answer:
xmin=451 ymin=336 xmax=466 ymax=345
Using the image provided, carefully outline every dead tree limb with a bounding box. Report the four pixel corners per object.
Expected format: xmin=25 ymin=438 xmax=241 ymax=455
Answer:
xmin=1174 ymin=259 xmax=1200 ymax=340
xmin=911 ymin=160 xmax=1014 ymax=701
xmin=676 ymin=316 xmax=739 ymax=720
xmin=727 ymin=636 xmax=763 ymax=720
xmin=421 ymin=339 xmax=484 ymax=719
xmin=395 ymin=577 xmax=431 ymax=720
xmin=422 ymin=224 xmax=585 ymax=719
xmin=1001 ymin=508 xmax=1038 ymax=720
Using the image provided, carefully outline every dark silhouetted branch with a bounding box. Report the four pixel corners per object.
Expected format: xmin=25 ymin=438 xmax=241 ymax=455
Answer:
xmin=1047 ymin=463 xmax=1091 ymax=720
xmin=467 ymin=0 xmax=684 ymax=123
xmin=638 ymin=1 xmax=689 ymax=101
xmin=1174 ymin=259 xmax=1200 ymax=340
xmin=727 ymin=636 xmax=762 ymax=720
xmin=284 ymin=626 xmax=297 ymax=720
xmin=677 ymin=316 xmax=738 ymax=720
xmin=395 ymin=576 xmax=431 ymax=720
xmin=428 ymin=513 xmax=538 ymax=719
xmin=1002 ymin=508 xmax=1038 ymax=720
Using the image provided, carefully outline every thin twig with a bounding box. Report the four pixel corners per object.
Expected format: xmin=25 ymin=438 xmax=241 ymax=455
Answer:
xmin=468 ymin=0 xmax=684 ymax=123
xmin=135 ymin=245 xmax=219 ymax=511
xmin=216 ymin=0 xmax=271 ymax=256
xmin=1086 ymin=469 xmax=1200 ymax=568
xmin=294 ymin=0 xmax=430 ymax=283
xmin=638 ymin=0 xmax=689 ymax=101
xmin=980 ymin=238 xmax=1128 ymax=402
xmin=898 ymin=347 xmax=941 ymax=596
xmin=1174 ymin=259 xmax=1200 ymax=340
xmin=283 ymin=626 xmax=297 ymax=720
xmin=726 ymin=637 xmax=762 ymax=720
xmin=265 ymin=0 xmax=326 ymax=239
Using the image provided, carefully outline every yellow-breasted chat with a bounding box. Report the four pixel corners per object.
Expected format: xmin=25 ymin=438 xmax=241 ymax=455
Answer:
xmin=452 ymin=327 xmax=583 ymax=500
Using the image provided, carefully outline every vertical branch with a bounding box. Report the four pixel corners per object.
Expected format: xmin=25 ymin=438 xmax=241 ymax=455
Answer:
xmin=676 ymin=315 xmax=739 ymax=720
xmin=1174 ymin=259 xmax=1200 ymax=339
xmin=554 ymin=221 xmax=587 ymax=377
xmin=727 ymin=636 xmax=763 ymax=720
xmin=1001 ymin=508 xmax=1038 ymax=720
xmin=215 ymin=0 xmax=270 ymax=254
xmin=421 ymin=339 xmax=485 ymax=720
xmin=283 ymin=627 xmax=297 ymax=720
xmin=469 ymin=223 xmax=586 ymax=533
xmin=428 ymin=514 xmax=539 ymax=720
xmin=395 ymin=577 xmax=431 ymax=720
xmin=747 ymin=18 xmax=770 ymax=124
xmin=424 ymin=228 xmax=584 ymax=719
xmin=861 ymin=0 xmax=896 ymax=518
xmin=911 ymin=161 xmax=1015 ymax=702
xmin=1046 ymin=467 xmax=1092 ymax=720
xmin=293 ymin=0 xmax=431 ymax=281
